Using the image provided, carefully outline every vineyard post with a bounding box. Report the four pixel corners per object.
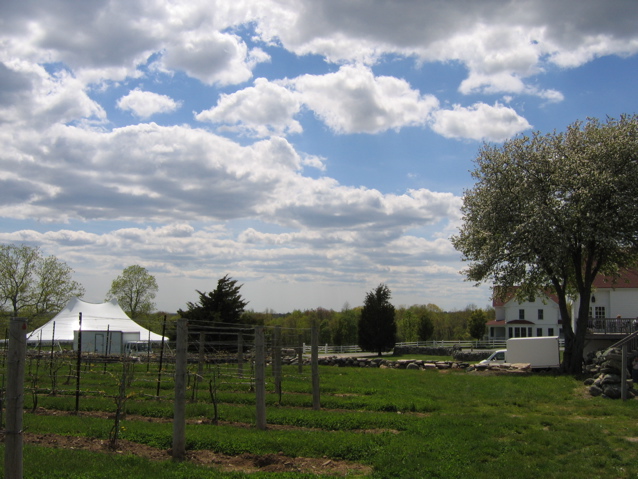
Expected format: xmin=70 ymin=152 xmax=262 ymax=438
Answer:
xmin=49 ymin=322 xmax=56 ymax=375
xmin=255 ymin=326 xmax=266 ymax=430
xmin=74 ymin=312 xmax=82 ymax=414
xmin=237 ymin=332 xmax=244 ymax=378
xmin=273 ymin=325 xmax=282 ymax=398
xmin=4 ymin=317 xmax=27 ymax=479
xmin=196 ymin=330 xmax=205 ymax=398
xmin=297 ymin=333 xmax=303 ymax=373
xmin=311 ymin=321 xmax=320 ymax=410
xmin=156 ymin=315 xmax=166 ymax=399
xmin=172 ymin=318 xmax=187 ymax=460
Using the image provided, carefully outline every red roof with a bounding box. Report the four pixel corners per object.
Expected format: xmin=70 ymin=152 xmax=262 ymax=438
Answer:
xmin=494 ymin=269 xmax=638 ymax=306
xmin=486 ymin=320 xmax=506 ymax=326
xmin=486 ymin=319 xmax=536 ymax=326
xmin=592 ymin=269 xmax=638 ymax=289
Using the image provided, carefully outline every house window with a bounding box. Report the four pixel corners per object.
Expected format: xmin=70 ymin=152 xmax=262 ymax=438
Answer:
xmin=594 ymin=306 xmax=606 ymax=319
xmin=519 ymin=309 xmax=525 ymax=320
xmin=548 ymin=328 xmax=554 ymax=336
xmin=537 ymin=328 xmax=543 ymax=337
xmin=538 ymin=309 xmax=544 ymax=320
xmin=508 ymin=327 xmax=513 ymax=338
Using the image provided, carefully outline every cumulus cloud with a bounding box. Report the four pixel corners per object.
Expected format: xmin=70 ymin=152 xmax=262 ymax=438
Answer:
xmin=117 ymin=89 xmax=181 ymax=118
xmin=431 ymin=103 xmax=532 ymax=142
xmin=255 ymin=0 xmax=638 ymax=99
xmin=160 ymin=31 xmax=270 ymax=86
xmin=196 ymin=78 xmax=302 ymax=137
xmin=0 ymin=60 xmax=105 ymax=127
xmin=289 ymin=64 xmax=439 ymax=134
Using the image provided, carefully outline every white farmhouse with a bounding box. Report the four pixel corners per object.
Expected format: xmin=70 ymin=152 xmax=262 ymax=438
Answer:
xmin=487 ymin=289 xmax=562 ymax=341
xmin=488 ymin=269 xmax=638 ymax=342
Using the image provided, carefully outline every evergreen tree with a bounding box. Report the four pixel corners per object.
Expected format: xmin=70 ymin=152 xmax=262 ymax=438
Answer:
xmin=358 ymin=284 xmax=396 ymax=356
xmin=178 ymin=275 xmax=249 ymax=350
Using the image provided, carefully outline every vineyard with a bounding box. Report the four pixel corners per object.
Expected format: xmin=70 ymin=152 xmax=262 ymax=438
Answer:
xmin=3 ymin=318 xmax=638 ymax=478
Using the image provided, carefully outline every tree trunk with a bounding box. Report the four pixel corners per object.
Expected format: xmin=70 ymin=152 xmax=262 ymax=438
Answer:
xmin=561 ymin=289 xmax=590 ymax=375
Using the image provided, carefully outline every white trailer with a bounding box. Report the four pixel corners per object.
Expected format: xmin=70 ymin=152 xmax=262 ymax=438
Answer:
xmin=479 ymin=336 xmax=560 ymax=369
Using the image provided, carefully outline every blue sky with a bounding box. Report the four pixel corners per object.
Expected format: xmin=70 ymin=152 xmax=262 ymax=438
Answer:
xmin=1 ymin=0 xmax=637 ymax=314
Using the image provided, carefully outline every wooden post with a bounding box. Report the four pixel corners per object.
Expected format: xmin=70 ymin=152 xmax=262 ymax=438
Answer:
xmin=75 ymin=312 xmax=82 ymax=414
xmin=255 ymin=326 xmax=266 ymax=430
xmin=622 ymin=343 xmax=628 ymax=401
xmin=237 ymin=333 xmax=244 ymax=378
xmin=156 ymin=315 xmax=166 ymax=399
xmin=49 ymin=321 xmax=56 ymax=375
xmin=5 ymin=317 xmax=27 ymax=479
xmin=297 ymin=334 xmax=303 ymax=373
xmin=196 ymin=331 xmax=206 ymax=396
xmin=311 ymin=322 xmax=320 ymax=411
xmin=273 ymin=326 xmax=282 ymax=398
xmin=146 ymin=329 xmax=151 ymax=372
xmin=103 ymin=325 xmax=110 ymax=374
xmin=172 ymin=318 xmax=188 ymax=460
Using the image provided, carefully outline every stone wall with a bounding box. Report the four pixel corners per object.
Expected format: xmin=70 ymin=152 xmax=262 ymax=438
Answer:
xmin=280 ymin=355 xmax=468 ymax=370
xmin=393 ymin=345 xmax=493 ymax=362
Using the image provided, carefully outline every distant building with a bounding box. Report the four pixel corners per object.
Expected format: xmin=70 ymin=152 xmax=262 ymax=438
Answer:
xmin=487 ymin=288 xmax=562 ymax=341
xmin=488 ymin=269 xmax=638 ymax=341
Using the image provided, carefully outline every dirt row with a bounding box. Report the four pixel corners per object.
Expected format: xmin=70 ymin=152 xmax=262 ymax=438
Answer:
xmin=16 ymin=408 xmax=374 ymax=476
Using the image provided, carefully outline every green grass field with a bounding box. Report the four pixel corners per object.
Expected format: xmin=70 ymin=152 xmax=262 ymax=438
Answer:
xmin=3 ymin=358 xmax=638 ymax=478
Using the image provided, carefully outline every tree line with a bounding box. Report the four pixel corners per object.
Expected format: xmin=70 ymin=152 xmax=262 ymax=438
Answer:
xmin=0 ymin=244 xmax=492 ymax=351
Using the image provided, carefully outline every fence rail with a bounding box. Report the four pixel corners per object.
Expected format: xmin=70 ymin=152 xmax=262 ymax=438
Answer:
xmin=587 ymin=318 xmax=638 ymax=335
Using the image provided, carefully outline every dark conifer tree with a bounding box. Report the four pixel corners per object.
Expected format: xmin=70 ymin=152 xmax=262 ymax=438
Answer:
xmin=358 ymin=283 xmax=396 ymax=356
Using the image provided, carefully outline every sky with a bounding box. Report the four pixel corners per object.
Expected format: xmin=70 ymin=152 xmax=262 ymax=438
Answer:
xmin=1 ymin=1 xmax=638 ymax=314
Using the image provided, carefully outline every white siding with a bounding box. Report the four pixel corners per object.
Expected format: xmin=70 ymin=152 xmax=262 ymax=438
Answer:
xmin=609 ymin=289 xmax=638 ymax=318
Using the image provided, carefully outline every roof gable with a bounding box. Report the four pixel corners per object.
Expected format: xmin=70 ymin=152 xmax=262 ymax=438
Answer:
xmin=492 ymin=287 xmax=559 ymax=307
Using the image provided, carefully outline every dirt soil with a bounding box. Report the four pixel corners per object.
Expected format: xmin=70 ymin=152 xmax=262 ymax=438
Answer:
xmin=15 ymin=409 xmax=373 ymax=476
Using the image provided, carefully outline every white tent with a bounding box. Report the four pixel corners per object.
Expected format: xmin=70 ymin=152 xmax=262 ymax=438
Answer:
xmin=27 ymin=297 xmax=167 ymax=352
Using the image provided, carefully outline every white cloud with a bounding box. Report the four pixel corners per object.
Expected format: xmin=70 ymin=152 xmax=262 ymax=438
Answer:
xmin=160 ymin=31 xmax=269 ymax=86
xmin=196 ymin=78 xmax=302 ymax=137
xmin=431 ymin=102 xmax=532 ymax=142
xmin=0 ymin=60 xmax=105 ymax=127
xmin=117 ymin=89 xmax=181 ymax=118
xmin=2 ymin=0 xmax=636 ymax=98
xmin=289 ymin=64 xmax=439 ymax=134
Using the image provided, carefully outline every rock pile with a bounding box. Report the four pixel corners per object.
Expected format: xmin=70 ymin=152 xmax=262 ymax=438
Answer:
xmin=583 ymin=348 xmax=636 ymax=399
xmin=466 ymin=362 xmax=533 ymax=373
xmin=281 ymin=355 xmax=469 ymax=370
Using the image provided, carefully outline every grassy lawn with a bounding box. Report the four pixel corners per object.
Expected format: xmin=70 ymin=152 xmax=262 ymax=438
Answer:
xmin=3 ymin=359 xmax=638 ymax=478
